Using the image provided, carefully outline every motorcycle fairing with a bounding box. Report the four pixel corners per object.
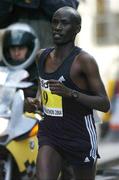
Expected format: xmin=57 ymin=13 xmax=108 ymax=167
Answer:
xmin=0 ymin=89 xmax=37 ymax=144
xmin=6 ymin=136 xmax=38 ymax=173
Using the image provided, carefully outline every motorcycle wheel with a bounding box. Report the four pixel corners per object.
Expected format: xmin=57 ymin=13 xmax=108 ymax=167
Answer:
xmin=0 ymin=151 xmax=36 ymax=180
xmin=0 ymin=153 xmax=21 ymax=180
xmin=0 ymin=154 xmax=13 ymax=180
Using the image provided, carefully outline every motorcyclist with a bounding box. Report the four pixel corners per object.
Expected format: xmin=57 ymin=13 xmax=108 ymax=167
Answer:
xmin=1 ymin=23 xmax=40 ymax=100
xmin=0 ymin=23 xmax=40 ymax=180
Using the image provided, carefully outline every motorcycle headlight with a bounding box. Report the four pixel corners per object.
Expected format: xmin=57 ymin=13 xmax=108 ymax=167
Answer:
xmin=0 ymin=118 xmax=9 ymax=136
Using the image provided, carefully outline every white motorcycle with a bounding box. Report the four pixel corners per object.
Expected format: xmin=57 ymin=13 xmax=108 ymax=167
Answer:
xmin=0 ymin=67 xmax=39 ymax=180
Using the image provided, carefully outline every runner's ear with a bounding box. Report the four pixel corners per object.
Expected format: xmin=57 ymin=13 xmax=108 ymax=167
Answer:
xmin=76 ymin=24 xmax=81 ymax=34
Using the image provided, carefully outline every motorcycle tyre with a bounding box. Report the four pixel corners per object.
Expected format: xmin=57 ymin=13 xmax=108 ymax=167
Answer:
xmin=0 ymin=153 xmax=21 ymax=180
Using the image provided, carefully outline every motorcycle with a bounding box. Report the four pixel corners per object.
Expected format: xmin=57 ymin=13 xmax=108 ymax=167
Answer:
xmin=0 ymin=67 xmax=39 ymax=180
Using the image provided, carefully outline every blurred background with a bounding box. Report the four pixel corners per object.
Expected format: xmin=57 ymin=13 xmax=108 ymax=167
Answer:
xmin=77 ymin=1 xmax=119 ymax=179
xmin=77 ymin=0 xmax=119 ymax=79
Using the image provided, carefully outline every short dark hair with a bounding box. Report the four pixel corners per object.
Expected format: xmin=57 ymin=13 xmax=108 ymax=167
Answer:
xmin=54 ymin=6 xmax=81 ymax=26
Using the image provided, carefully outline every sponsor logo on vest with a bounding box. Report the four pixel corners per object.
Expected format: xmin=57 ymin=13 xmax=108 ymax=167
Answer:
xmin=58 ymin=76 xmax=65 ymax=83
xmin=84 ymin=157 xmax=90 ymax=162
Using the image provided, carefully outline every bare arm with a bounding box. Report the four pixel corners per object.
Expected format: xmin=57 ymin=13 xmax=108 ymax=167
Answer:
xmin=74 ymin=53 xmax=110 ymax=112
xmin=24 ymin=49 xmax=45 ymax=112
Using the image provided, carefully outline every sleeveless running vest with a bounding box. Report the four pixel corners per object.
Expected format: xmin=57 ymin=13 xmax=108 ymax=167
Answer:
xmin=37 ymin=46 xmax=99 ymax=166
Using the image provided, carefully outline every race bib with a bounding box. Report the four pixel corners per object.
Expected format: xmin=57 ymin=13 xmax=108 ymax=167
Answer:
xmin=40 ymin=78 xmax=63 ymax=117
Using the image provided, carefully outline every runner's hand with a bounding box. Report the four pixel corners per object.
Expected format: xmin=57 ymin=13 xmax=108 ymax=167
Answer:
xmin=24 ymin=97 xmax=41 ymax=112
xmin=48 ymin=79 xmax=71 ymax=97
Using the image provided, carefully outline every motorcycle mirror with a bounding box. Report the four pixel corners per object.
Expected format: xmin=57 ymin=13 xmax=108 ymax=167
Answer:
xmin=4 ymin=82 xmax=33 ymax=88
xmin=0 ymin=68 xmax=30 ymax=86
xmin=0 ymin=67 xmax=32 ymax=88
xmin=7 ymin=69 xmax=29 ymax=82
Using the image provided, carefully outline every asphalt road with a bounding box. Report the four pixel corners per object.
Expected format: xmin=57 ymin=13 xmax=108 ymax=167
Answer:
xmin=96 ymin=142 xmax=119 ymax=180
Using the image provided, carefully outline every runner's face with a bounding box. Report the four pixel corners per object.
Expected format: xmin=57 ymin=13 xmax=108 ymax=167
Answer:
xmin=9 ymin=46 xmax=28 ymax=61
xmin=52 ymin=10 xmax=77 ymax=45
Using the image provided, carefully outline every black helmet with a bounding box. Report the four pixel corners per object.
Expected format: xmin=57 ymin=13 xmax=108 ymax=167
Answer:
xmin=2 ymin=23 xmax=40 ymax=70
